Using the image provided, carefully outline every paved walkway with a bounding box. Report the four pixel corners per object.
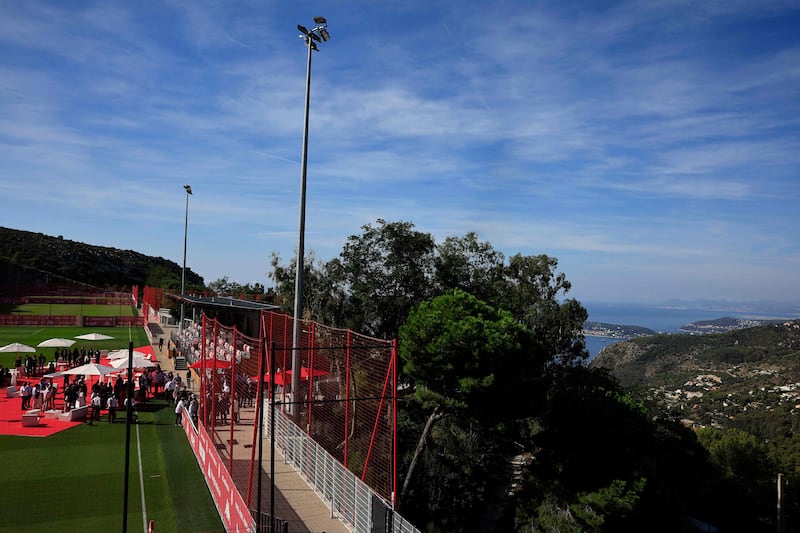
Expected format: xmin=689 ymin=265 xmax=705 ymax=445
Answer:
xmin=149 ymin=323 xmax=349 ymax=533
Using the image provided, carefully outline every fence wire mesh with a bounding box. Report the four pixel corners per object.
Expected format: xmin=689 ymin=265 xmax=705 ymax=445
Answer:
xmin=174 ymin=310 xmax=418 ymax=532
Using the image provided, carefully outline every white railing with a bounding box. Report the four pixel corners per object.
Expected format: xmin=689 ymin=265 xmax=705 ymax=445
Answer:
xmin=266 ymin=404 xmax=421 ymax=533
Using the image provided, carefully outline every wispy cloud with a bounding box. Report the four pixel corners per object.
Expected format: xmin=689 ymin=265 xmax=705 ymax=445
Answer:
xmin=0 ymin=1 xmax=797 ymax=300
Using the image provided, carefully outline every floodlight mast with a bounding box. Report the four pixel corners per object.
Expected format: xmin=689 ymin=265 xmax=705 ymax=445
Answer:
xmin=291 ymin=18 xmax=330 ymax=416
xmin=180 ymin=184 xmax=192 ymax=334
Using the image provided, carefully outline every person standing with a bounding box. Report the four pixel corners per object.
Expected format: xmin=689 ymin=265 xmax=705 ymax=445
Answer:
xmin=175 ymin=394 xmax=186 ymax=426
xmin=189 ymin=395 xmax=199 ymax=426
xmin=20 ymin=382 xmax=32 ymax=410
xmin=107 ymin=395 xmax=118 ymax=423
xmin=165 ymin=377 xmax=175 ymax=404
xmin=89 ymin=392 xmax=101 ymax=424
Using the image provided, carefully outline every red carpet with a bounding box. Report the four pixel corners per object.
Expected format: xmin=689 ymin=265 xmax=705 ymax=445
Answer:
xmin=0 ymin=345 xmax=159 ymax=438
xmin=0 ymin=389 xmax=81 ymax=437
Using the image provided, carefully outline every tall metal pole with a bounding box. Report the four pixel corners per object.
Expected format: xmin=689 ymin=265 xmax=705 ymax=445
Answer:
xmin=778 ymin=472 xmax=785 ymax=533
xmin=291 ymin=33 xmax=314 ymax=412
xmin=270 ymin=342 xmax=277 ymax=533
xmin=180 ymin=185 xmax=191 ymax=333
xmin=122 ymin=340 xmax=134 ymax=533
xmin=256 ymin=338 xmax=266 ymax=527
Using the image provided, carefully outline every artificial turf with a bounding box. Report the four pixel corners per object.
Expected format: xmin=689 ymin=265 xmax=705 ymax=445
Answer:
xmin=0 ymin=326 xmax=151 ymax=368
xmin=0 ymin=303 xmax=137 ymax=316
xmin=0 ymin=400 xmax=224 ymax=533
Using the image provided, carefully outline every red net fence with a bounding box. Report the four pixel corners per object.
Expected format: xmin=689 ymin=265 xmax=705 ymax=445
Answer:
xmin=0 ymin=315 xmax=144 ymax=326
xmin=0 ymin=286 xmax=134 ymax=305
xmin=180 ymin=310 xmax=398 ymax=503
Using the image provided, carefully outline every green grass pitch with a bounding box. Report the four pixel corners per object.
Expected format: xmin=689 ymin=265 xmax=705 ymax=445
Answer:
xmin=0 ymin=402 xmax=224 ymax=533
xmin=0 ymin=303 xmax=137 ymax=316
xmin=0 ymin=326 xmax=151 ymax=368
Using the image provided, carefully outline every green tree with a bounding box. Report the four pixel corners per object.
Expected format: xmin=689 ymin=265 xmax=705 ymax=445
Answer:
xmin=400 ymin=289 xmax=534 ymax=417
xmin=433 ymin=232 xmax=505 ymax=302
xmin=398 ymin=290 xmax=544 ymax=530
xmin=339 ymin=219 xmax=435 ymax=338
xmin=269 ymin=250 xmax=346 ymax=324
xmin=500 ymin=254 xmax=587 ymax=365
xmin=146 ymin=265 xmax=180 ymax=290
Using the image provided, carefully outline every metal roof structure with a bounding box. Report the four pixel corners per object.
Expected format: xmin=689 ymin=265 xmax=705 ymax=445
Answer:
xmin=170 ymin=294 xmax=280 ymax=312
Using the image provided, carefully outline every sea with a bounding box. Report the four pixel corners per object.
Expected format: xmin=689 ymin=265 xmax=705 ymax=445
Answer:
xmin=583 ymin=302 xmax=800 ymax=361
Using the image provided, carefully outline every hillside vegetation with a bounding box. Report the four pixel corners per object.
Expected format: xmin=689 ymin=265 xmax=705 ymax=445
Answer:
xmin=591 ymin=323 xmax=800 ymax=529
xmin=0 ymin=226 xmax=203 ymax=290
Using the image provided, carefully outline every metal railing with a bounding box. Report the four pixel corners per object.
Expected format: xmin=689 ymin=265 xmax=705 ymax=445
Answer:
xmin=250 ymin=510 xmax=289 ymax=533
xmin=267 ymin=405 xmax=420 ymax=533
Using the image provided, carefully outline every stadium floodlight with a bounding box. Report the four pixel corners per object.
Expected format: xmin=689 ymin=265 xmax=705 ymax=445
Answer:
xmin=291 ymin=17 xmax=330 ymax=424
xmin=297 ymin=24 xmax=309 ymax=35
xmin=180 ymin=184 xmax=192 ymax=333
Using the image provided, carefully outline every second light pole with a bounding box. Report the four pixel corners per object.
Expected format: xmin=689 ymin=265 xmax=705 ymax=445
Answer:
xmin=291 ymin=17 xmax=330 ymax=411
xmin=180 ymin=184 xmax=192 ymax=333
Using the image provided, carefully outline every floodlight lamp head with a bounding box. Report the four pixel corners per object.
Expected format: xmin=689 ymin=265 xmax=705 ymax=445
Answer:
xmin=319 ymin=28 xmax=330 ymax=42
xmin=309 ymin=31 xmax=321 ymax=42
xmin=313 ymin=16 xmax=327 ymax=24
xmin=184 ymin=185 xmax=192 ymax=194
xmin=309 ymin=40 xmax=319 ymax=51
xmin=297 ymin=24 xmax=309 ymax=35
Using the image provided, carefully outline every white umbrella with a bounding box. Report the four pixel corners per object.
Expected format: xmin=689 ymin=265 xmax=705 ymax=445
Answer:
xmin=0 ymin=342 xmax=36 ymax=353
xmin=110 ymin=356 xmax=156 ymax=369
xmin=75 ymin=333 xmax=114 ymax=341
xmin=37 ymin=338 xmax=76 ymax=348
xmin=107 ymin=349 xmax=148 ymax=360
xmin=60 ymin=363 xmax=118 ymax=376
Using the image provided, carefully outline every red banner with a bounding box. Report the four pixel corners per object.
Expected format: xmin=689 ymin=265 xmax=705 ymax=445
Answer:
xmin=181 ymin=412 xmax=254 ymax=532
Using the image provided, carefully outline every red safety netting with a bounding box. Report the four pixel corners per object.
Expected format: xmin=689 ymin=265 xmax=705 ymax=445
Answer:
xmin=191 ymin=310 xmax=397 ymax=506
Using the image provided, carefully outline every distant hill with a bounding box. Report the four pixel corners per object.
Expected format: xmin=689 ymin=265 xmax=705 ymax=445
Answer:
xmin=582 ymin=321 xmax=656 ymax=338
xmin=0 ymin=226 xmax=204 ymax=292
xmin=590 ymin=322 xmax=800 ymax=432
xmin=678 ymin=316 xmax=783 ymax=334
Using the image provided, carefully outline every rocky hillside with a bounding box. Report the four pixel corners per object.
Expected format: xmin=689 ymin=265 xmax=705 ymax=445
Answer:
xmin=0 ymin=226 xmax=204 ymax=291
xmin=591 ymin=322 xmax=800 ymax=432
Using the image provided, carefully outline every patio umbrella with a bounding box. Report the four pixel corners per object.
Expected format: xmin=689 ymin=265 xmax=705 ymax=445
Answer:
xmin=37 ymin=338 xmax=76 ymax=348
xmin=0 ymin=342 xmax=36 ymax=354
xmin=300 ymin=367 xmax=330 ymax=380
xmin=107 ymin=349 xmax=148 ymax=360
xmin=250 ymin=371 xmax=289 ymax=386
xmin=60 ymin=363 xmax=118 ymax=376
xmin=110 ymin=356 xmax=156 ymax=369
xmin=75 ymin=333 xmax=114 ymax=341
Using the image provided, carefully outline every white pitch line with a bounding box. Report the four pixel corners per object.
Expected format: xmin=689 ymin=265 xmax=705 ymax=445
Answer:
xmin=136 ymin=423 xmax=148 ymax=533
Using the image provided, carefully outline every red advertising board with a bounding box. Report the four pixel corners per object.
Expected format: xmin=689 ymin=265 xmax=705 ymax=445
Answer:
xmin=181 ymin=410 xmax=254 ymax=532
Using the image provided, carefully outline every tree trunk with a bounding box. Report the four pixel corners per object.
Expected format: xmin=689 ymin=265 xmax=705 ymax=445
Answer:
xmin=399 ymin=406 xmax=442 ymax=510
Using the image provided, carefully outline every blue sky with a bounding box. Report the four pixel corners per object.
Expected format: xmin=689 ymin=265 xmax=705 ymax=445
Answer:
xmin=1 ymin=1 xmax=798 ymax=304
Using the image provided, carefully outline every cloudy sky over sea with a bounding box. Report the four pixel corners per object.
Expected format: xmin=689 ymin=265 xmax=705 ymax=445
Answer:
xmin=1 ymin=1 xmax=798 ymax=303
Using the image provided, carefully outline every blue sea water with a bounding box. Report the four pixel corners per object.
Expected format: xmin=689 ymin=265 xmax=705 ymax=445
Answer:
xmin=582 ymin=302 xmax=800 ymax=360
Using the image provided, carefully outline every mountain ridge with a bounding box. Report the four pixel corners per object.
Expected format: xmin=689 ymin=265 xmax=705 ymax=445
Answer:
xmin=0 ymin=226 xmax=204 ymax=291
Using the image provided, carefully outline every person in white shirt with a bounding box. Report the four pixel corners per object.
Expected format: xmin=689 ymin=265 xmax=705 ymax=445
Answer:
xmin=175 ymin=395 xmax=186 ymax=426
xmin=107 ymin=395 xmax=118 ymax=423
xmin=21 ymin=382 xmax=32 ymax=410
xmin=165 ymin=379 xmax=175 ymax=404
xmin=89 ymin=392 xmax=102 ymax=424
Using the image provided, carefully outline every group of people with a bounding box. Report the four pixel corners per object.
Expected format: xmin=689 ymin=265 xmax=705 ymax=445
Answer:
xmin=12 ymin=346 xmax=103 ymax=380
xmin=19 ymin=378 xmax=57 ymax=411
xmin=174 ymin=392 xmax=199 ymax=427
xmin=6 ymin=339 xmax=219 ymax=428
xmin=53 ymin=346 xmax=102 ymax=368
